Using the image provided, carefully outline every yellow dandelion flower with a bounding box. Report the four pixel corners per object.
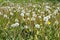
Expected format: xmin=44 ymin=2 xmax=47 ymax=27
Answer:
xmin=48 ymin=21 xmax=51 ymax=25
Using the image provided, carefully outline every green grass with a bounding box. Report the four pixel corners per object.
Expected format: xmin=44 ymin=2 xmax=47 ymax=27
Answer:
xmin=0 ymin=0 xmax=60 ymax=40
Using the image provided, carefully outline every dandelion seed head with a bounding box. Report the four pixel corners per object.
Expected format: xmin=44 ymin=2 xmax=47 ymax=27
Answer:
xmin=26 ymin=13 xmax=30 ymax=16
xmin=20 ymin=12 xmax=24 ymax=17
xmin=35 ymin=24 xmax=40 ymax=28
xmin=24 ymin=25 xmax=28 ymax=29
xmin=44 ymin=16 xmax=49 ymax=22
xmin=33 ymin=5 xmax=36 ymax=8
xmin=32 ymin=13 xmax=37 ymax=17
xmin=11 ymin=22 xmax=19 ymax=27
xmin=31 ymin=17 xmax=36 ymax=21
xmin=38 ymin=16 xmax=41 ymax=19
xmin=15 ymin=18 xmax=19 ymax=22
xmin=10 ymin=12 xmax=14 ymax=16
xmin=4 ymin=14 xmax=9 ymax=19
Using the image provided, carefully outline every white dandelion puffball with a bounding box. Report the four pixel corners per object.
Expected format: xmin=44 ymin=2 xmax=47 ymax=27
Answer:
xmin=21 ymin=10 xmax=25 ymax=13
xmin=15 ymin=18 xmax=19 ymax=22
xmin=20 ymin=12 xmax=24 ymax=17
xmin=11 ymin=22 xmax=19 ymax=27
xmin=32 ymin=13 xmax=37 ymax=17
xmin=33 ymin=5 xmax=36 ymax=8
xmin=26 ymin=13 xmax=30 ymax=16
xmin=43 ymin=15 xmax=50 ymax=22
xmin=45 ymin=6 xmax=50 ymax=9
xmin=4 ymin=14 xmax=9 ymax=19
xmin=31 ymin=17 xmax=36 ymax=21
xmin=35 ymin=24 xmax=40 ymax=28
xmin=10 ymin=12 xmax=14 ymax=16
xmin=38 ymin=16 xmax=41 ymax=19
xmin=24 ymin=25 xmax=28 ymax=29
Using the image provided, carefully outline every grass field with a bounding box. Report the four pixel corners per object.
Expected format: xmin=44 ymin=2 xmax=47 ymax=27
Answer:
xmin=0 ymin=0 xmax=60 ymax=40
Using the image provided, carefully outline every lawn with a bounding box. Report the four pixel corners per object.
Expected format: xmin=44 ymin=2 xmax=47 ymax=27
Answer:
xmin=0 ymin=0 xmax=60 ymax=40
